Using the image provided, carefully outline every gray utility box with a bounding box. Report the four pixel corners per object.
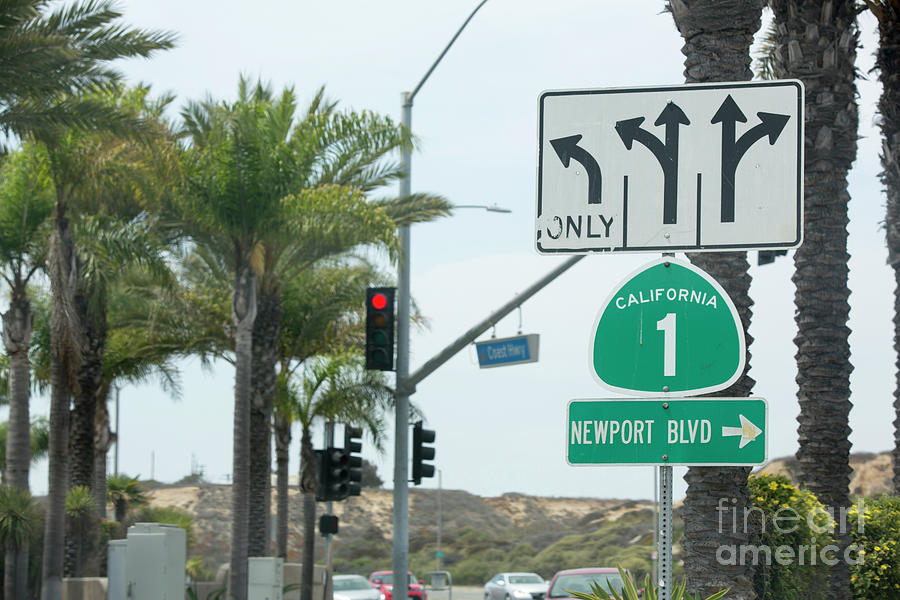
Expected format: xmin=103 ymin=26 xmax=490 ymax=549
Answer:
xmin=107 ymin=540 xmax=128 ymax=600
xmin=248 ymin=557 xmax=284 ymax=600
xmin=107 ymin=522 xmax=186 ymax=600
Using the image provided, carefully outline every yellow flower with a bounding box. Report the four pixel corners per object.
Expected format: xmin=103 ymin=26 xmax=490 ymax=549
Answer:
xmin=876 ymin=546 xmax=881 ymax=551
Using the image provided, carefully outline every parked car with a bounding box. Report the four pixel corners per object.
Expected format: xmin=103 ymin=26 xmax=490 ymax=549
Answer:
xmin=545 ymin=568 xmax=630 ymax=599
xmin=334 ymin=575 xmax=382 ymax=600
xmin=484 ymin=572 xmax=549 ymax=600
xmin=368 ymin=571 xmax=427 ymax=600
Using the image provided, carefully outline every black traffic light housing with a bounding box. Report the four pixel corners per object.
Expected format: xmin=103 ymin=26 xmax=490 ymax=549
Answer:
xmin=412 ymin=420 xmax=435 ymax=485
xmin=319 ymin=515 xmax=339 ymax=536
xmin=366 ymin=287 xmax=395 ymax=371
xmin=345 ymin=425 xmax=363 ymax=498
xmin=316 ymin=447 xmax=349 ymax=502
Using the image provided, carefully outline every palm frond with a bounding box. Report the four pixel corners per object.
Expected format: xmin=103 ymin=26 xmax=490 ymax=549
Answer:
xmin=372 ymin=193 xmax=452 ymax=227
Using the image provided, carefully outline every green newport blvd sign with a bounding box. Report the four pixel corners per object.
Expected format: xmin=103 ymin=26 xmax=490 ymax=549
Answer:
xmin=567 ymin=398 xmax=767 ymax=466
xmin=591 ymin=257 xmax=745 ymax=396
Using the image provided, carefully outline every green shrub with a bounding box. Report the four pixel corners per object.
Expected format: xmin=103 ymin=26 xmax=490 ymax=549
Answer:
xmin=848 ymin=495 xmax=900 ymax=599
xmin=747 ymin=473 xmax=830 ymax=600
xmin=132 ymin=505 xmax=196 ymax=549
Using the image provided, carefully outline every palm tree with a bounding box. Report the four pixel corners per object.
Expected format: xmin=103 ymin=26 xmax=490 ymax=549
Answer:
xmin=0 ymin=0 xmax=176 ymax=140
xmin=0 ymin=484 xmax=39 ymax=600
xmin=39 ymin=80 xmax=173 ymax=600
xmin=0 ymin=141 xmax=53 ymax=600
xmin=0 ymin=142 xmax=53 ymax=486
xmin=178 ymin=77 xmax=447 ymax=596
xmin=230 ymin=84 xmax=448 ymax=559
xmin=667 ymin=1 xmax=763 ymax=598
xmin=36 ymin=84 xmax=179 ymax=581
xmin=768 ymin=2 xmax=859 ymax=598
xmin=106 ymin=474 xmax=149 ymax=529
xmin=860 ymin=0 xmax=900 ymax=492
xmin=285 ymin=352 xmax=394 ymax=600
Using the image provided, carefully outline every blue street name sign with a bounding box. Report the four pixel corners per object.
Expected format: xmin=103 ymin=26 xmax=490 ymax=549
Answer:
xmin=475 ymin=334 xmax=540 ymax=368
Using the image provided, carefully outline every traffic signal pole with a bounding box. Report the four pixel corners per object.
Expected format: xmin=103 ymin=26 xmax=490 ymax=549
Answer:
xmin=393 ymin=3 xmax=496 ymax=598
xmin=393 ymin=92 xmax=413 ymax=600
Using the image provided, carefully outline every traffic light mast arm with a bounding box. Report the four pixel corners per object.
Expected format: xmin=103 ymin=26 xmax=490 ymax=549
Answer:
xmin=404 ymin=255 xmax=583 ymax=393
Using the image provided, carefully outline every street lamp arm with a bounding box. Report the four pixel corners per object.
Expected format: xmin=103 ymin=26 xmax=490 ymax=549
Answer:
xmin=406 ymin=255 xmax=584 ymax=391
xmin=408 ymin=0 xmax=491 ymax=103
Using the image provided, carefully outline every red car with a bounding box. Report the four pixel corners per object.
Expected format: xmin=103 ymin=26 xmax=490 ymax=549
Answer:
xmin=545 ymin=568 xmax=631 ymax=599
xmin=368 ymin=571 xmax=427 ymax=600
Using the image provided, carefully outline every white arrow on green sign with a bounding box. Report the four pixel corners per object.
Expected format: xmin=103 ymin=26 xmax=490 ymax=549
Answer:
xmin=567 ymin=397 xmax=767 ymax=466
xmin=590 ymin=257 xmax=745 ymax=396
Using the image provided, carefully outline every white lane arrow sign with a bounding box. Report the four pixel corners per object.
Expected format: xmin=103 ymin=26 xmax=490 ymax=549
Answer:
xmin=721 ymin=414 xmax=764 ymax=449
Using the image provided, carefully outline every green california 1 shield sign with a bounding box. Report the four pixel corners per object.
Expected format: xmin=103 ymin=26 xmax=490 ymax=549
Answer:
xmin=590 ymin=257 xmax=745 ymax=396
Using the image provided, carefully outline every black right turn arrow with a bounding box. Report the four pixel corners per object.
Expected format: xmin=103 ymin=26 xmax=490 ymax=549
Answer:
xmin=712 ymin=94 xmax=790 ymax=223
xmin=550 ymin=134 xmax=602 ymax=205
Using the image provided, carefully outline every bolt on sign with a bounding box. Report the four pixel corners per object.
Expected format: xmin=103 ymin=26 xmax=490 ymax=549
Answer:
xmin=536 ymin=80 xmax=804 ymax=254
xmin=590 ymin=257 xmax=745 ymax=397
xmin=566 ymin=398 xmax=767 ymax=466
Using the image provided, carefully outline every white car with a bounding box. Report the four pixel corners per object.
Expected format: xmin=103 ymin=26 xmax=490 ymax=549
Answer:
xmin=334 ymin=575 xmax=382 ymax=600
xmin=484 ymin=572 xmax=548 ymax=600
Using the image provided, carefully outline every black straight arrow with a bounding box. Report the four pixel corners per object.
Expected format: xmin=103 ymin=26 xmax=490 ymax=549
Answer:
xmin=712 ymin=94 xmax=790 ymax=223
xmin=550 ymin=134 xmax=602 ymax=205
xmin=615 ymin=102 xmax=690 ymax=225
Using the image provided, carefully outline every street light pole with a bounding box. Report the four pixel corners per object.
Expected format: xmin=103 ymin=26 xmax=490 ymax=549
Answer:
xmin=393 ymin=3 xmax=490 ymax=599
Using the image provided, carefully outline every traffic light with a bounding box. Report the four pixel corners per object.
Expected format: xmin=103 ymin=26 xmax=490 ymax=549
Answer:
xmin=344 ymin=425 xmax=363 ymax=498
xmin=412 ymin=420 xmax=435 ymax=485
xmin=316 ymin=447 xmax=349 ymax=501
xmin=319 ymin=515 xmax=339 ymax=536
xmin=366 ymin=287 xmax=395 ymax=371
xmin=758 ymin=249 xmax=788 ymax=266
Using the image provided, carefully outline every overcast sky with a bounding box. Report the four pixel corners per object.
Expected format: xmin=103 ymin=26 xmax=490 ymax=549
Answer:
xmin=19 ymin=1 xmax=891 ymax=501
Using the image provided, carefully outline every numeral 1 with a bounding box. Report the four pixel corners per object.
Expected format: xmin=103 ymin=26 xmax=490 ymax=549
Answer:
xmin=656 ymin=313 xmax=676 ymax=376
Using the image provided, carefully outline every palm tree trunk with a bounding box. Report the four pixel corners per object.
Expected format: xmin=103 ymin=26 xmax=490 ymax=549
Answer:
xmin=229 ymin=265 xmax=257 ymax=600
xmin=299 ymin=427 xmax=318 ymax=600
xmin=114 ymin=499 xmax=127 ymax=526
xmin=275 ymin=414 xmax=292 ymax=559
xmin=770 ymin=2 xmax=859 ymax=599
xmin=869 ymin=0 xmax=900 ymax=493
xmin=249 ymin=289 xmax=282 ymax=557
xmin=3 ymin=283 xmax=33 ymax=600
xmin=3 ymin=286 xmax=33 ymax=492
xmin=42 ymin=354 xmax=71 ymax=600
xmin=68 ymin=302 xmax=105 ymax=577
xmin=94 ymin=398 xmax=113 ymax=520
xmin=669 ymin=1 xmax=762 ymax=598
xmin=43 ymin=199 xmax=80 ymax=600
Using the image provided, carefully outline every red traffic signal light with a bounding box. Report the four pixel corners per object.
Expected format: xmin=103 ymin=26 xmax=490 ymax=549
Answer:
xmin=370 ymin=293 xmax=388 ymax=310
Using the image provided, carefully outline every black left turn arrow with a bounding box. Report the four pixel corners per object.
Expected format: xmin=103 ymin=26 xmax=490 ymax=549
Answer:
xmin=550 ymin=134 xmax=602 ymax=205
xmin=712 ymin=94 xmax=790 ymax=223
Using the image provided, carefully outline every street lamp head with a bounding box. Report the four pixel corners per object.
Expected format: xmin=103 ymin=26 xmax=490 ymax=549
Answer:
xmin=452 ymin=203 xmax=512 ymax=213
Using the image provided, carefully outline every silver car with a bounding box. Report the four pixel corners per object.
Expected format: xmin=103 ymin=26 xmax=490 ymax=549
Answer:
xmin=334 ymin=575 xmax=382 ymax=600
xmin=484 ymin=572 xmax=548 ymax=600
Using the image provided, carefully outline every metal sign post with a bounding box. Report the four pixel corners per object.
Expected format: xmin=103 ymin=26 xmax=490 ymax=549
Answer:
xmin=658 ymin=465 xmax=673 ymax=600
